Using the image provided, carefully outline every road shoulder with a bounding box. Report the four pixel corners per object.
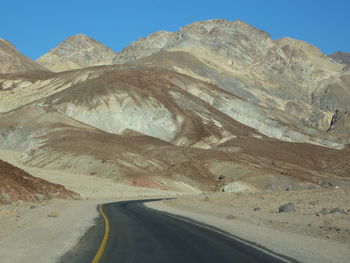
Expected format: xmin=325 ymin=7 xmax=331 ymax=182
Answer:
xmin=146 ymin=199 xmax=349 ymax=263
xmin=0 ymin=199 xmax=100 ymax=263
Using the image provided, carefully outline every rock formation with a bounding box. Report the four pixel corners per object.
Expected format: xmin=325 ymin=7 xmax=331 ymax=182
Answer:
xmin=329 ymin=51 xmax=350 ymax=66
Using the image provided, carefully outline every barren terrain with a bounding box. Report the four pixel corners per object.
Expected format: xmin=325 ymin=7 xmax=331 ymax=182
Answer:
xmin=1 ymin=18 xmax=350 ymax=263
xmin=0 ymin=152 xmax=193 ymax=263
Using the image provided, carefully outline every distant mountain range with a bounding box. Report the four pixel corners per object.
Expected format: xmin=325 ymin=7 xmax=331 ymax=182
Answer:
xmin=1 ymin=19 xmax=349 ymax=192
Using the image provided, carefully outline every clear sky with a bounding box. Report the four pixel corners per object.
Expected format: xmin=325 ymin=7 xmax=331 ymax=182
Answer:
xmin=1 ymin=0 xmax=349 ymax=59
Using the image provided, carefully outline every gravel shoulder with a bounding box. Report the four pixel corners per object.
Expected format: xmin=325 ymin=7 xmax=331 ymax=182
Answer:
xmin=0 ymin=196 xmax=176 ymax=263
xmin=146 ymin=191 xmax=350 ymax=263
xmin=0 ymin=199 xmax=99 ymax=263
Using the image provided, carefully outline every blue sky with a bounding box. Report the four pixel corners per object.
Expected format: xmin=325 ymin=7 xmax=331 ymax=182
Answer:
xmin=1 ymin=0 xmax=349 ymax=59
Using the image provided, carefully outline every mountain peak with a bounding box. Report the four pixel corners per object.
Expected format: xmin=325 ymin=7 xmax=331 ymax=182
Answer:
xmin=0 ymin=39 xmax=49 ymax=74
xmin=66 ymin=33 xmax=98 ymax=43
xmin=71 ymin=33 xmax=88 ymax=38
xmin=113 ymin=19 xmax=273 ymax=65
xmin=36 ymin=34 xmax=117 ymax=72
xmin=179 ymin=19 xmax=270 ymax=37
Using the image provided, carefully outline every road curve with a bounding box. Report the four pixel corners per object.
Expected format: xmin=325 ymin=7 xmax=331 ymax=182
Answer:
xmin=60 ymin=199 xmax=296 ymax=263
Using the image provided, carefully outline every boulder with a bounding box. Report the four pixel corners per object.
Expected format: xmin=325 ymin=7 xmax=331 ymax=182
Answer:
xmin=278 ymin=202 xmax=296 ymax=213
xmin=34 ymin=194 xmax=45 ymax=201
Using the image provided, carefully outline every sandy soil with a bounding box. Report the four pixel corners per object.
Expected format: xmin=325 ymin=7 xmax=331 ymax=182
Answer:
xmin=0 ymin=150 xmax=195 ymax=263
xmin=0 ymin=199 xmax=99 ymax=263
xmin=146 ymin=190 xmax=350 ymax=263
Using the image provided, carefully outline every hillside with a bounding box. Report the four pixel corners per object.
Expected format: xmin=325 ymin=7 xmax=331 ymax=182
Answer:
xmin=0 ymin=159 xmax=76 ymax=204
xmin=1 ymin=65 xmax=350 ymax=193
xmin=113 ymin=20 xmax=350 ymax=138
xmin=1 ymin=19 xmax=349 ymax=193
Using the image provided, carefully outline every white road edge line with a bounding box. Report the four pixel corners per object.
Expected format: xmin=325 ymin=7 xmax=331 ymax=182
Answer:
xmin=143 ymin=202 xmax=295 ymax=263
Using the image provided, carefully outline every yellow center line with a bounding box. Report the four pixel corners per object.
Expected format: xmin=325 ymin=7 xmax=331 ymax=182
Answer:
xmin=92 ymin=204 xmax=110 ymax=263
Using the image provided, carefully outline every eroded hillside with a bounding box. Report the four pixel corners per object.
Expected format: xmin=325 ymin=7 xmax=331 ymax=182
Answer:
xmin=0 ymin=159 xmax=76 ymax=204
xmin=1 ymin=19 xmax=350 ymax=193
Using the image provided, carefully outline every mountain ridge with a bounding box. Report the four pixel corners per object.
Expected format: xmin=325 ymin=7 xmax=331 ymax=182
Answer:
xmin=1 ymin=19 xmax=350 ymax=194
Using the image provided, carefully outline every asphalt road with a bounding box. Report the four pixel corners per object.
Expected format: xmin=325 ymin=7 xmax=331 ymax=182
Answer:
xmin=60 ymin=199 xmax=296 ymax=263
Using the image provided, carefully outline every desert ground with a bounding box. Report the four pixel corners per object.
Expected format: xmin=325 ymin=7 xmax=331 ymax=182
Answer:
xmin=147 ymin=189 xmax=350 ymax=263
xmin=0 ymin=148 xmax=349 ymax=263
xmin=0 ymin=149 xmax=197 ymax=263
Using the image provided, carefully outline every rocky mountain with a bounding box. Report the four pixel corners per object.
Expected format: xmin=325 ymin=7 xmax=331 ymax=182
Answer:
xmin=36 ymin=34 xmax=117 ymax=72
xmin=329 ymin=51 xmax=350 ymax=66
xmin=115 ymin=19 xmax=350 ymax=139
xmin=1 ymin=64 xmax=349 ymax=192
xmin=0 ymin=159 xmax=76 ymax=204
xmin=1 ymin=19 xmax=350 ymax=193
xmin=0 ymin=39 xmax=49 ymax=74
xmin=114 ymin=20 xmax=341 ymax=92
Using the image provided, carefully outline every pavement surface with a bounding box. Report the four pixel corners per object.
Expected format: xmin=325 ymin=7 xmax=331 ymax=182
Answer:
xmin=59 ymin=199 xmax=297 ymax=263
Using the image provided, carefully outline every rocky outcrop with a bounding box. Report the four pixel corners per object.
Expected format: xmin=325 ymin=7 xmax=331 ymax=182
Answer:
xmin=326 ymin=109 xmax=350 ymax=136
xmin=329 ymin=51 xmax=350 ymax=66
xmin=0 ymin=39 xmax=49 ymax=74
xmin=36 ymin=34 xmax=117 ymax=72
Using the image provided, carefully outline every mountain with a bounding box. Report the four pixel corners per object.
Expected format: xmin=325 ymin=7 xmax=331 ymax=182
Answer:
xmin=1 ymin=19 xmax=350 ymax=193
xmin=1 ymin=64 xmax=349 ymax=193
xmin=36 ymin=34 xmax=117 ymax=72
xmin=0 ymin=39 xmax=49 ymax=74
xmin=0 ymin=159 xmax=75 ymax=204
xmin=329 ymin=51 xmax=350 ymax=66
xmin=114 ymin=19 xmax=350 ymax=140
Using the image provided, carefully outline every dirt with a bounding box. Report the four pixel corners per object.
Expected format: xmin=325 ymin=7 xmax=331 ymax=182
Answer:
xmin=0 ymin=199 xmax=99 ymax=263
xmin=0 ymin=159 xmax=76 ymax=204
xmin=0 ymin=158 xmax=194 ymax=263
xmin=161 ymin=189 xmax=350 ymax=243
xmin=131 ymin=176 xmax=169 ymax=190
